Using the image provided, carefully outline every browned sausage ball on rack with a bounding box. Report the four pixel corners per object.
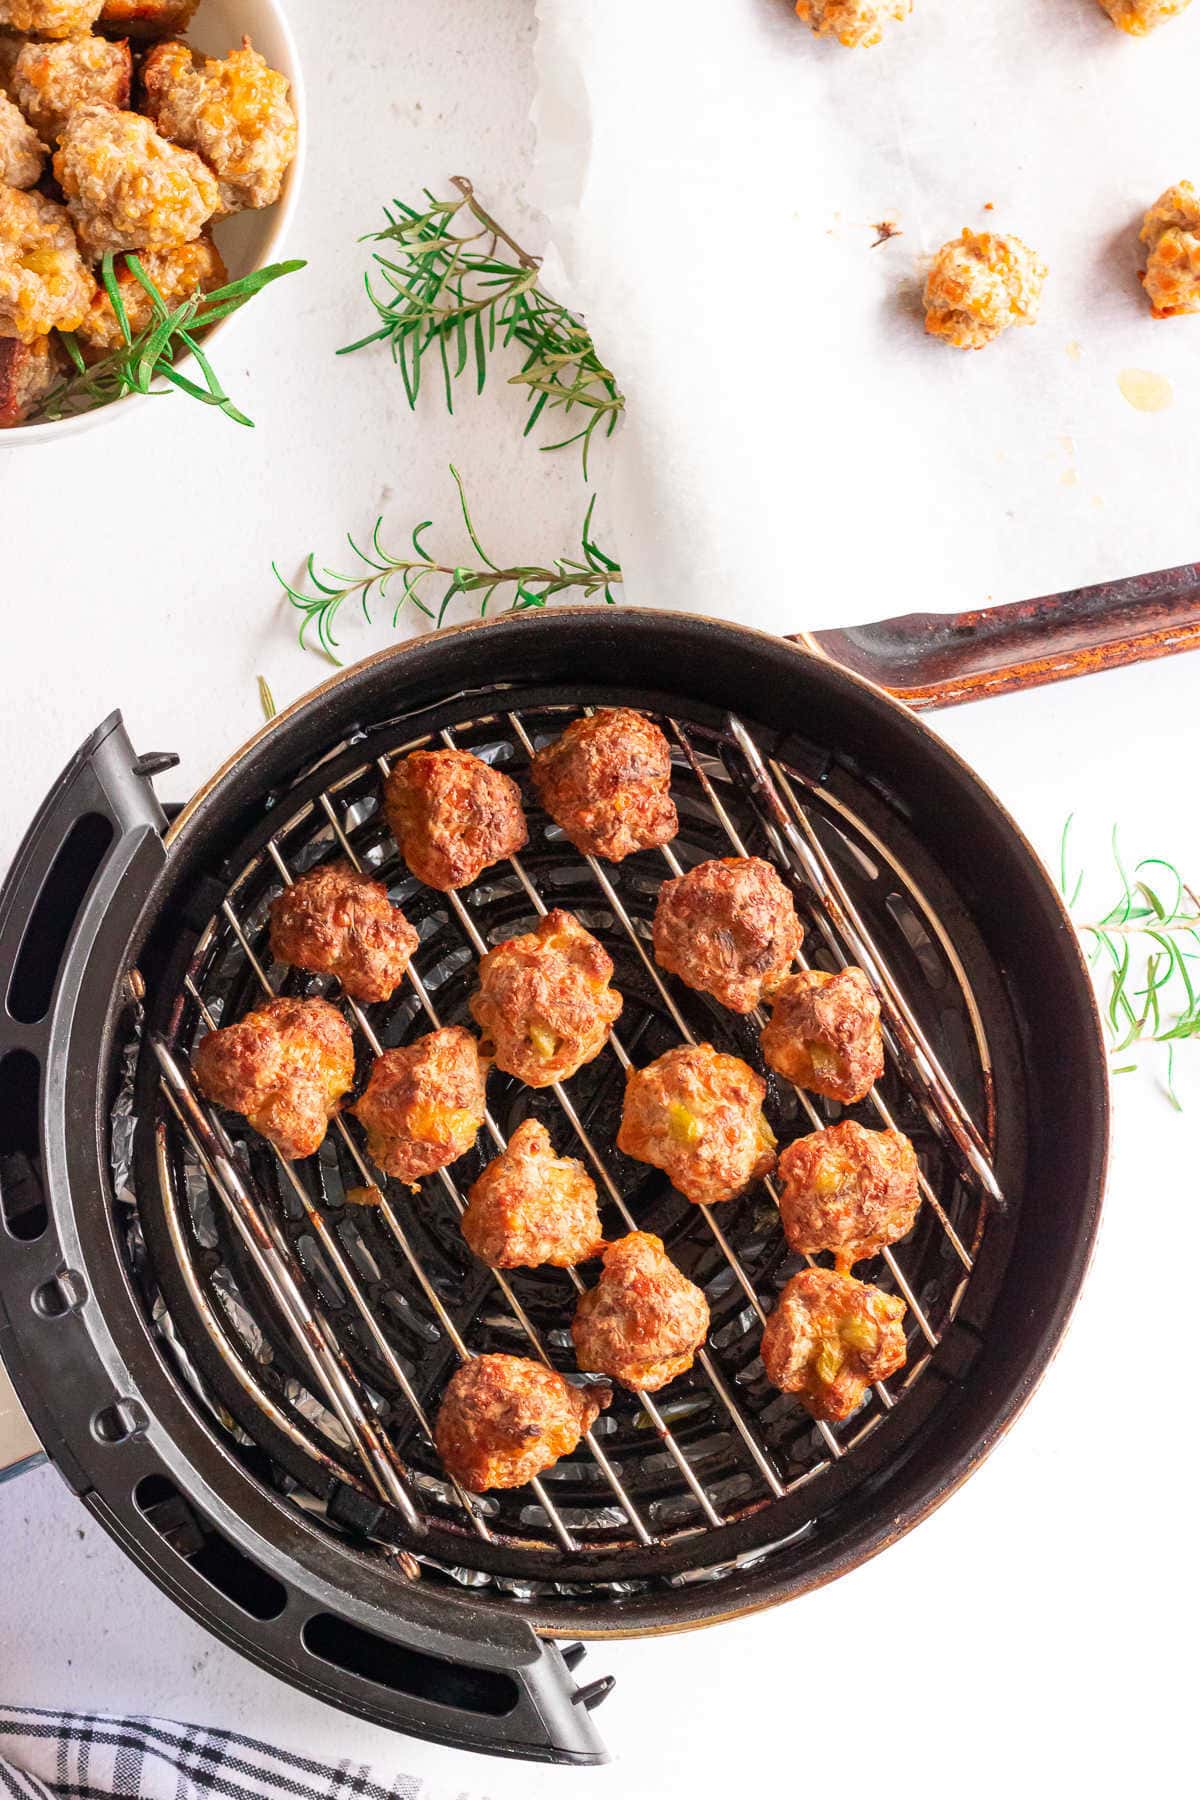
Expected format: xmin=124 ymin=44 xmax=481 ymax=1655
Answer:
xmin=98 ymin=0 xmax=199 ymax=39
xmin=760 ymin=1267 xmax=906 ymax=1422
xmin=777 ymin=1119 xmax=920 ymax=1268
xmin=0 ymin=331 xmax=62 ymax=424
xmin=617 ymin=1042 xmax=775 ymax=1206
xmin=9 ymin=32 xmax=130 ymax=142
xmin=383 ymin=748 xmax=528 ymax=892
xmin=142 ymin=35 xmax=297 ymax=216
xmin=434 ymin=1354 xmax=610 ymax=1492
xmin=268 ymin=861 xmax=418 ymax=1006
xmin=653 ymin=856 xmax=803 ymax=1014
xmin=461 ymin=1118 xmax=604 ymax=1269
xmin=74 ymin=231 xmax=225 ymax=354
xmin=469 ymin=909 xmax=622 ymax=1088
xmin=529 ymin=708 xmax=678 ymax=863
xmin=760 ymin=966 xmax=883 ymax=1104
xmin=351 ymin=1025 xmax=487 ymax=1187
xmin=0 ymin=0 xmax=103 ymax=36
xmin=191 ymin=995 xmax=354 ymax=1162
xmin=54 ymin=102 xmax=219 ymax=257
xmin=572 ymin=1232 xmax=710 ymax=1392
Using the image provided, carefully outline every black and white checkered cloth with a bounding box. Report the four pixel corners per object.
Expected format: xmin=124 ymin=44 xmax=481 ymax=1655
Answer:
xmin=0 ymin=1708 xmax=483 ymax=1800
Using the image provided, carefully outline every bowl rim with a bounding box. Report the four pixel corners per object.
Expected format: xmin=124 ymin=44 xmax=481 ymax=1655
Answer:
xmin=3 ymin=0 xmax=307 ymax=449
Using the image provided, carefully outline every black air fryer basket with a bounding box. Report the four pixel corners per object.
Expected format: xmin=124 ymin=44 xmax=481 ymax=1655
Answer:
xmin=0 ymin=610 xmax=1107 ymax=1763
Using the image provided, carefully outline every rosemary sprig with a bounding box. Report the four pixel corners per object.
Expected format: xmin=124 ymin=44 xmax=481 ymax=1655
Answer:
xmin=273 ymin=465 xmax=622 ymax=663
xmin=340 ymin=176 xmax=623 ymax=476
xmin=1061 ymin=816 xmax=1200 ymax=1108
xmin=35 ymin=252 xmax=306 ymax=427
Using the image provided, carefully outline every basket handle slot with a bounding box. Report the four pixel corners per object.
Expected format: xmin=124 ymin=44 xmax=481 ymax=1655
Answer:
xmin=5 ymin=814 xmax=115 ymax=1026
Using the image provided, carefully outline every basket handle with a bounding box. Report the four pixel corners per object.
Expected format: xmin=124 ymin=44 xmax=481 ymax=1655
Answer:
xmin=799 ymin=560 xmax=1200 ymax=709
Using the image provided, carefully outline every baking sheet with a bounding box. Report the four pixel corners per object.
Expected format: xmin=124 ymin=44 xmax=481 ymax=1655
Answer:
xmin=532 ymin=0 xmax=1200 ymax=635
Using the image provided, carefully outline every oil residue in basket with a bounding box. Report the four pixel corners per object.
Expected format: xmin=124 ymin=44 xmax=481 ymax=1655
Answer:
xmin=1118 ymin=368 xmax=1174 ymax=414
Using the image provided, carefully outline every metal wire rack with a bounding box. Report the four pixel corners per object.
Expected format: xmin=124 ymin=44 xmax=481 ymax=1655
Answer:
xmin=135 ymin=700 xmax=1000 ymax=1601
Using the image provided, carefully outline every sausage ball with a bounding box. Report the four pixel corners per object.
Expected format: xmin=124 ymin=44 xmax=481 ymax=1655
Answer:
xmin=192 ymin=995 xmax=354 ymax=1163
xmin=74 ymin=229 xmax=225 ymax=353
xmin=761 ymin=1268 xmax=906 ymax=1422
xmin=0 ymin=328 xmax=61 ymax=423
xmin=10 ymin=33 xmax=130 ymax=143
xmin=777 ymin=1119 xmax=920 ymax=1267
xmin=54 ymin=103 xmax=219 ymax=257
xmin=351 ymin=1026 xmax=488 ymax=1186
xmin=1097 ymin=0 xmax=1191 ymax=29
xmin=760 ymin=966 xmax=883 ymax=1104
xmin=0 ymin=93 xmax=44 ymax=187
xmin=142 ymin=36 xmax=297 ymax=215
xmin=794 ymin=0 xmax=911 ymax=48
xmin=0 ymin=1 xmax=104 ymax=37
xmin=384 ymin=747 xmax=528 ymax=892
xmin=0 ymin=183 xmax=93 ymax=342
xmin=434 ymin=1354 xmax=609 ymax=1493
xmin=572 ymin=1231 xmax=710 ymax=1393
xmin=461 ymin=1118 xmax=603 ymax=1269
xmin=469 ymin=909 xmax=622 ymax=1088
xmin=923 ymin=229 xmax=1047 ymax=351
xmin=268 ymin=861 xmax=418 ymax=1006
xmin=529 ymin=708 xmax=678 ymax=863
xmin=99 ymin=0 xmax=199 ymax=37
xmin=653 ymin=856 xmax=803 ymax=1015
xmin=1139 ymin=181 xmax=1200 ymax=318
xmin=617 ymin=1042 xmax=776 ymax=1206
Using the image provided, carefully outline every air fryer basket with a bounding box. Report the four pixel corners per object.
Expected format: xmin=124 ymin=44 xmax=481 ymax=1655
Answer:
xmin=0 ymin=610 xmax=1107 ymax=1763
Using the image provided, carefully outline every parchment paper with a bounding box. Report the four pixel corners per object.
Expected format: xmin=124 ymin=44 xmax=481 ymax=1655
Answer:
xmin=532 ymin=0 xmax=1200 ymax=635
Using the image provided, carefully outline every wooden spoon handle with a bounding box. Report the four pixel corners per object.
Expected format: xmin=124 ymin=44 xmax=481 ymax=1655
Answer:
xmin=799 ymin=562 xmax=1200 ymax=710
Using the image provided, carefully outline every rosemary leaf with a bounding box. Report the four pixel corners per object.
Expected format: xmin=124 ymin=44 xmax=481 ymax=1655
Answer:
xmin=34 ymin=256 xmax=306 ymax=427
xmin=341 ymin=176 xmax=623 ymax=470
xmin=274 ymin=466 xmax=622 ymax=663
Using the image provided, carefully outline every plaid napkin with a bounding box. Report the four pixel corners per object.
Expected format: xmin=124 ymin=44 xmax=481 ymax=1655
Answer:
xmin=0 ymin=1707 xmax=484 ymax=1800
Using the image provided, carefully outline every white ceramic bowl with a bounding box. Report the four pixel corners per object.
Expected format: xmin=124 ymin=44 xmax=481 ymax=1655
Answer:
xmin=9 ymin=0 xmax=306 ymax=447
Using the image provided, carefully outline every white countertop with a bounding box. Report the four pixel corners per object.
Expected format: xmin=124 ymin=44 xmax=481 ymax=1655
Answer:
xmin=0 ymin=2 xmax=1194 ymax=1793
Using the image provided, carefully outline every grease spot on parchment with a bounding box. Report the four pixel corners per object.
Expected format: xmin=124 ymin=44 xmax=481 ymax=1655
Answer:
xmin=1118 ymin=368 xmax=1173 ymax=413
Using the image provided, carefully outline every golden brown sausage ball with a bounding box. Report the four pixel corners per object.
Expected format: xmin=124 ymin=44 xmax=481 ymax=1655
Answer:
xmin=777 ymin=1119 xmax=920 ymax=1267
xmin=268 ymin=861 xmax=418 ymax=1007
xmin=461 ymin=1118 xmax=603 ymax=1269
xmin=761 ymin=1267 xmax=906 ymax=1422
xmin=0 ymin=328 xmax=61 ymax=423
xmin=0 ymin=0 xmax=103 ymax=37
xmin=434 ymin=1354 xmax=609 ymax=1492
xmin=794 ymin=0 xmax=911 ymax=47
xmin=1139 ymin=181 xmax=1200 ymax=318
xmin=192 ymin=995 xmax=354 ymax=1163
xmin=529 ymin=708 xmax=678 ymax=863
xmin=653 ymin=856 xmax=803 ymax=1014
xmin=11 ymin=33 xmax=129 ymax=142
xmin=99 ymin=0 xmax=198 ymax=38
xmin=923 ymin=230 xmax=1047 ymax=351
xmin=351 ymin=1026 xmax=487 ymax=1186
xmin=761 ymin=966 xmax=883 ymax=1104
xmin=469 ymin=908 xmax=622 ymax=1088
xmin=74 ymin=229 xmax=225 ymax=353
xmin=572 ymin=1231 xmax=710 ymax=1393
xmin=617 ymin=1042 xmax=776 ymax=1206
xmin=142 ymin=36 xmax=296 ymax=215
xmin=0 ymin=183 xmax=93 ymax=342
xmin=54 ymin=102 xmax=219 ymax=257
xmin=1097 ymin=0 xmax=1191 ymax=29
xmin=0 ymin=93 xmax=43 ymax=187
xmin=384 ymin=747 xmax=528 ymax=893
